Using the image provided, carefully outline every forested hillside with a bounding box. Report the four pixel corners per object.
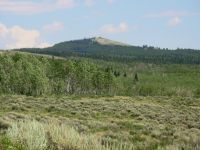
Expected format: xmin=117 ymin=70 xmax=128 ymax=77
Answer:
xmin=16 ymin=37 xmax=200 ymax=64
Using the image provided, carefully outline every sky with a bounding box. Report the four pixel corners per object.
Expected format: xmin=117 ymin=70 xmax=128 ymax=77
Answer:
xmin=0 ymin=0 xmax=200 ymax=50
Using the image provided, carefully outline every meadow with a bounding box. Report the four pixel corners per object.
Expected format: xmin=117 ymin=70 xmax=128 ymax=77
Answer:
xmin=0 ymin=95 xmax=200 ymax=149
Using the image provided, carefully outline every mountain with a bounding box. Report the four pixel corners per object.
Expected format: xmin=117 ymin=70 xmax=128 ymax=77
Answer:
xmin=16 ymin=37 xmax=200 ymax=64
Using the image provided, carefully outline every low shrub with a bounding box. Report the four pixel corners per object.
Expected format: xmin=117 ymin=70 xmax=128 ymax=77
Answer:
xmin=6 ymin=120 xmax=134 ymax=150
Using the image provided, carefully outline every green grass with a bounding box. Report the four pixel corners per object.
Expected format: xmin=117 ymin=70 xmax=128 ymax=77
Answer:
xmin=0 ymin=95 xmax=200 ymax=149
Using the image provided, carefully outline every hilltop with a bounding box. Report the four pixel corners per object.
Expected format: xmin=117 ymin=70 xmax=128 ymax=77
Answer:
xmin=92 ymin=37 xmax=130 ymax=46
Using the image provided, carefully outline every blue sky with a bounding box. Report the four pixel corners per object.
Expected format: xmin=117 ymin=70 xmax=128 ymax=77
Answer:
xmin=0 ymin=0 xmax=200 ymax=49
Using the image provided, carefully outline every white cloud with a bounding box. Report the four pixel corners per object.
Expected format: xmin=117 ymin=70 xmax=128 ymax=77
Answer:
xmin=101 ymin=22 xmax=129 ymax=34
xmin=57 ymin=0 xmax=76 ymax=8
xmin=0 ymin=0 xmax=76 ymax=15
xmin=0 ymin=0 xmax=117 ymax=14
xmin=168 ymin=17 xmax=181 ymax=27
xmin=38 ymin=42 xmax=52 ymax=48
xmin=145 ymin=11 xmax=188 ymax=18
xmin=0 ymin=23 xmax=50 ymax=49
xmin=84 ymin=0 xmax=115 ymax=6
xmin=101 ymin=25 xmax=116 ymax=33
xmin=0 ymin=23 xmax=9 ymax=37
xmin=43 ymin=21 xmax=64 ymax=32
xmin=119 ymin=23 xmax=128 ymax=32
xmin=145 ymin=10 xmax=200 ymax=27
xmin=7 ymin=26 xmax=40 ymax=49
xmin=84 ymin=0 xmax=95 ymax=7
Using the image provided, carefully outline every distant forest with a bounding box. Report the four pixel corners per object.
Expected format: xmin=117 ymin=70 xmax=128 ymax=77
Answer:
xmin=16 ymin=38 xmax=200 ymax=64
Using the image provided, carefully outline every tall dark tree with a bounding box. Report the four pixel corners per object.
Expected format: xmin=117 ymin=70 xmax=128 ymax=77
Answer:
xmin=123 ymin=72 xmax=127 ymax=77
xmin=134 ymin=73 xmax=139 ymax=82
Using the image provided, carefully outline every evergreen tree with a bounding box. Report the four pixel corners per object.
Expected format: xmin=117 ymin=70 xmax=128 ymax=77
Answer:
xmin=134 ymin=73 xmax=139 ymax=82
xmin=124 ymin=72 xmax=127 ymax=77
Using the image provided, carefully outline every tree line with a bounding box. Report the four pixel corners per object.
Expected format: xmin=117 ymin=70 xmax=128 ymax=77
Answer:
xmin=1 ymin=52 xmax=200 ymax=98
xmin=0 ymin=53 xmax=115 ymax=96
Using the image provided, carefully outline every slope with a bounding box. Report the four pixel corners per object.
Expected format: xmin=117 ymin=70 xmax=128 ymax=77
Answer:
xmin=16 ymin=37 xmax=200 ymax=64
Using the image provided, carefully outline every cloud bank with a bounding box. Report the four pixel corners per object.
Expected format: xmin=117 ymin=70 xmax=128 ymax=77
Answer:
xmin=0 ymin=0 xmax=116 ymax=14
xmin=145 ymin=10 xmax=200 ymax=27
xmin=0 ymin=0 xmax=76 ymax=15
xmin=0 ymin=23 xmax=50 ymax=49
xmin=100 ymin=22 xmax=129 ymax=34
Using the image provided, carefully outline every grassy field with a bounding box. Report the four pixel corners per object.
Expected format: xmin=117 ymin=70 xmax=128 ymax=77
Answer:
xmin=0 ymin=95 xmax=200 ymax=149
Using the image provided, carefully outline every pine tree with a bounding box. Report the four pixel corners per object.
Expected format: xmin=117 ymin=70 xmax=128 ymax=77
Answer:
xmin=124 ymin=72 xmax=127 ymax=77
xmin=134 ymin=73 xmax=139 ymax=82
